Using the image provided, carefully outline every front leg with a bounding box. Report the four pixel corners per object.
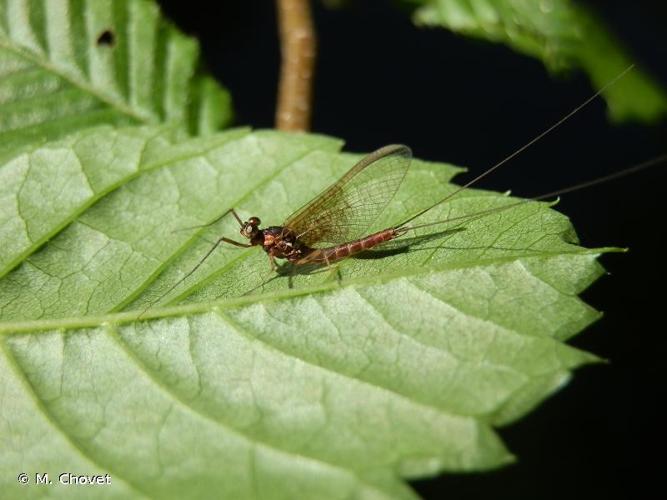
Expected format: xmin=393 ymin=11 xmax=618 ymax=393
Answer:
xmin=220 ymin=237 xmax=252 ymax=248
xmin=172 ymin=208 xmax=245 ymax=233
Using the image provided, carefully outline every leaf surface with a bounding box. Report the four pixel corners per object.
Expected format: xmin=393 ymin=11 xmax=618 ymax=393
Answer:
xmin=0 ymin=0 xmax=232 ymax=161
xmin=0 ymin=130 xmax=609 ymax=499
xmin=408 ymin=0 xmax=667 ymax=122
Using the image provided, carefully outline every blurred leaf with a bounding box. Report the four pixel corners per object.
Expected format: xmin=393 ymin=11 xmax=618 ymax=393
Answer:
xmin=0 ymin=128 xmax=610 ymax=498
xmin=408 ymin=0 xmax=667 ymax=123
xmin=0 ymin=0 xmax=232 ymax=160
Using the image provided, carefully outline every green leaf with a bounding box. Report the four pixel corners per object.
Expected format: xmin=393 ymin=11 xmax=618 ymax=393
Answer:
xmin=0 ymin=0 xmax=232 ymax=161
xmin=408 ymin=0 xmax=667 ymax=123
xmin=0 ymin=129 xmax=609 ymax=498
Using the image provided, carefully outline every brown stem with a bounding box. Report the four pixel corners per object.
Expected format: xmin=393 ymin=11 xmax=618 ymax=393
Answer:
xmin=275 ymin=0 xmax=316 ymax=131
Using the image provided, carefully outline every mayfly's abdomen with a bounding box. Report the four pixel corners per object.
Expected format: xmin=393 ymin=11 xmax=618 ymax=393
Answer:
xmin=298 ymin=228 xmax=397 ymax=265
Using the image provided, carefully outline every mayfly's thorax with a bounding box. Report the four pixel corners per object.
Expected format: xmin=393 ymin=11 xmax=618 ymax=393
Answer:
xmin=260 ymin=226 xmax=311 ymax=261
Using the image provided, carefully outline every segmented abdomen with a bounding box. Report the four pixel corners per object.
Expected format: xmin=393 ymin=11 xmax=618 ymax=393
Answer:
xmin=296 ymin=228 xmax=398 ymax=265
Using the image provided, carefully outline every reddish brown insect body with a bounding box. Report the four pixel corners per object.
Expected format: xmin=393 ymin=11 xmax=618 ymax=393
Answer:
xmin=290 ymin=227 xmax=401 ymax=265
xmin=303 ymin=227 xmax=399 ymax=264
xmin=249 ymin=225 xmax=401 ymax=266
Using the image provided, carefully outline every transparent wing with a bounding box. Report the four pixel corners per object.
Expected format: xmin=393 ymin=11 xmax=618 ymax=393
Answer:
xmin=284 ymin=144 xmax=411 ymax=247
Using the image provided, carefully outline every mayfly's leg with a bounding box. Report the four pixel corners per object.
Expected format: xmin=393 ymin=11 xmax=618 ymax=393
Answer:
xmin=173 ymin=208 xmax=244 ymax=234
xmin=138 ymin=235 xmax=251 ymax=319
xmin=228 ymin=208 xmax=244 ymax=227
xmin=209 ymin=208 xmax=245 ymax=228
xmin=327 ymin=263 xmax=343 ymax=284
xmin=240 ymin=255 xmax=284 ymax=296
xmin=320 ymin=253 xmax=342 ymax=283
xmin=220 ymin=237 xmax=252 ymax=249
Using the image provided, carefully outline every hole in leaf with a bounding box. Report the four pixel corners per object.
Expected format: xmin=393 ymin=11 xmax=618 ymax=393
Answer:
xmin=96 ymin=29 xmax=115 ymax=47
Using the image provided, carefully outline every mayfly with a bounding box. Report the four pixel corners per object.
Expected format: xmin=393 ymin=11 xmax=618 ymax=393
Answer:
xmin=206 ymin=143 xmax=414 ymax=268
xmin=148 ymin=65 xmax=664 ymax=309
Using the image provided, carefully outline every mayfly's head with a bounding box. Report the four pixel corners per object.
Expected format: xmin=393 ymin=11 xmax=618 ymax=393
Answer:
xmin=240 ymin=216 xmax=261 ymax=240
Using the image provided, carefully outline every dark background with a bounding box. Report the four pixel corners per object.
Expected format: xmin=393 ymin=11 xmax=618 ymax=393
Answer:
xmin=158 ymin=1 xmax=666 ymax=498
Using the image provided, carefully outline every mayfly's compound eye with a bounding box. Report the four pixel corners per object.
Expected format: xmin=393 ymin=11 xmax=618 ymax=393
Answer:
xmin=240 ymin=220 xmax=259 ymax=238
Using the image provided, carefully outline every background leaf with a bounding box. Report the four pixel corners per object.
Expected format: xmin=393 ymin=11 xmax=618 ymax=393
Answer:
xmin=1 ymin=129 xmax=610 ymax=498
xmin=0 ymin=0 xmax=232 ymax=161
xmin=406 ymin=0 xmax=667 ymax=123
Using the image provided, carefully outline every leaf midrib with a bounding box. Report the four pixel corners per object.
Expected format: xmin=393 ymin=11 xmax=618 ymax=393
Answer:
xmin=0 ymin=246 xmax=612 ymax=335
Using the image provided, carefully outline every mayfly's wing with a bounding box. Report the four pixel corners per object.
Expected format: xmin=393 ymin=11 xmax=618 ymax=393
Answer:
xmin=283 ymin=144 xmax=411 ymax=247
